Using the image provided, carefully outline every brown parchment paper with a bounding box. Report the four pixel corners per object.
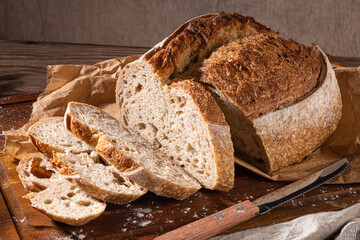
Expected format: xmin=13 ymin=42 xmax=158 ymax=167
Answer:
xmin=3 ymin=56 xmax=360 ymax=183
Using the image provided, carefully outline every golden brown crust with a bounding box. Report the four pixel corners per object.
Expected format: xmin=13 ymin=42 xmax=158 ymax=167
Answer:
xmin=28 ymin=134 xmax=54 ymax=159
xmin=51 ymin=154 xmax=78 ymax=176
xmin=172 ymin=79 xmax=228 ymax=125
xmin=145 ymin=12 xmax=273 ymax=80
xmin=30 ymin=157 xmax=55 ymax=179
xmin=95 ymin=137 xmax=142 ymax=174
xmin=200 ymin=34 xmax=322 ymax=118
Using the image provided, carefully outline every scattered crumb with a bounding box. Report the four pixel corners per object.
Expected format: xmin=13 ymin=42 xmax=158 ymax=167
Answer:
xmin=78 ymin=234 xmax=86 ymax=240
xmin=139 ymin=220 xmax=152 ymax=227
xmin=183 ymin=207 xmax=191 ymax=214
xmin=165 ymin=219 xmax=174 ymax=224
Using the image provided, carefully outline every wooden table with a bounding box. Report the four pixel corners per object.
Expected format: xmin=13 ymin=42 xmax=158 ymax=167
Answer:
xmin=1 ymin=40 xmax=360 ymax=239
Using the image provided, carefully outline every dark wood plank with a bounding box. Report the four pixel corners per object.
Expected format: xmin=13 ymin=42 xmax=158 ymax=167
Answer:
xmin=0 ymin=188 xmax=20 ymax=240
xmin=0 ymin=40 xmax=149 ymax=96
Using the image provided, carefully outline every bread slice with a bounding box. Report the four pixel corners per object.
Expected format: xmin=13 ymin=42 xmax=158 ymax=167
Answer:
xmin=27 ymin=117 xmax=147 ymax=204
xmin=17 ymin=153 xmax=106 ymax=226
xmin=65 ymin=102 xmax=202 ymax=200
xmin=116 ymin=60 xmax=234 ymax=192
xmin=121 ymin=12 xmax=342 ymax=173
xmin=25 ymin=179 xmax=106 ymax=226
xmin=17 ymin=153 xmax=63 ymax=192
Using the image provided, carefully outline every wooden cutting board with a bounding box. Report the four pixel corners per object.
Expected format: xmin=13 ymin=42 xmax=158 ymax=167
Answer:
xmin=1 ymin=93 xmax=360 ymax=239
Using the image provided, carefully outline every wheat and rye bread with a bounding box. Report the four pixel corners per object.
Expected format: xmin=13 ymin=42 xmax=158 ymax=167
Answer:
xmin=116 ymin=11 xmax=342 ymax=173
xmin=17 ymin=153 xmax=106 ymax=226
xmin=65 ymin=101 xmax=202 ymax=200
xmin=27 ymin=117 xmax=147 ymax=204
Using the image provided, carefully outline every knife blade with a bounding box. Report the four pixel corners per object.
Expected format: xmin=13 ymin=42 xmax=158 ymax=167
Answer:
xmin=155 ymin=155 xmax=352 ymax=240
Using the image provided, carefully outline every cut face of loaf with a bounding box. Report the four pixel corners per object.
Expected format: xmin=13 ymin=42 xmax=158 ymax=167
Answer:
xmin=117 ymin=61 xmax=234 ymax=191
xmin=130 ymin=12 xmax=342 ymax=173
xmin=27 ymin=117 xmax=147 ymax=204
xmin=17 ymin=154 xmax=106 ymax=226
xmin=65 ymin=102 xmax=202 ymax=200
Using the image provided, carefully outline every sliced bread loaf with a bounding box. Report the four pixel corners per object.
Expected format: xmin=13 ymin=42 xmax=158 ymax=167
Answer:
xmin=65 ymin=102 xmax=202 ymax=200
xmin=118 ymin=12 xmax=342 ymax=173
xmin=17 ymin=153 xmax=106 ymax=226
xmin=27 ymin=117 xmax=147 ymax=204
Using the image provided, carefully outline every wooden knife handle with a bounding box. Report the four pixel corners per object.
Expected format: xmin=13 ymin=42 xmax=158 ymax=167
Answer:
xmin=154 ymin=200 xmax=259 ymax=240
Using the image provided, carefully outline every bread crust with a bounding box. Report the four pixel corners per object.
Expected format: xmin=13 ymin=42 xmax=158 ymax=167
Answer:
xmin=144 ymin=12 xmax=273 ymax=80
xmin=252 ymin=47 xmax=342 ymax=172
xmin=142 ymin=12 xmax=342 ymax=173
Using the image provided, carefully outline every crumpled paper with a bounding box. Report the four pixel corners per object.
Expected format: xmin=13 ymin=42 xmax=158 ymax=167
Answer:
xmin=3 ymin=55 xmax=360 ymax=183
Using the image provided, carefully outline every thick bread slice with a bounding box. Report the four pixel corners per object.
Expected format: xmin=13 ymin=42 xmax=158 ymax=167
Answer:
xmin=117 ymin=63 xmax=234 ymax=191
xmin=28 ymin=118 xmax=97 ymax=160
xmin=17 ymin=153 xmax=106 ymax=226
xmin=65 ymin=102 xmax=202 ymax=200
xmin=25 ymin=180 xmax=106 ymax=226
xmin=27 ymin=117 xmax=147 ymax=204
xmin=52 ymin=152 xmax=147 ymax=204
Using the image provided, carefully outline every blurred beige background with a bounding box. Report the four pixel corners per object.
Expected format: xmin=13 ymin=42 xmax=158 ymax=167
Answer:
xmin=0 ymin=0 xmax=359 ymax=57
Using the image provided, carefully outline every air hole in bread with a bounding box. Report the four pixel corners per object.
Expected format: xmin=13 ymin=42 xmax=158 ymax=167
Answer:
xmin=175 ymin=96 xmax=183 ymax=103
xmin=186 ymin=144 xmax=195 ymax=153
xmin=67 ymin=192 xmax=75 ymax=198
xmin=170 ymin=99 xmax=175 ymax=104
xmin=193 ymin=158 xmax=199 ymax=164
xmin=77 ymin=200 xmax=91 ymax=207
xmin=135 ymin=83 xmax=143 ymax=93
xmin=132 ymin=74 xmax=136 ymax=78
xmin=61 ymin=196 xmax=67 ymax=200
xmin=23 ymin=171 xmax=30 ymax=177
xmin=65 ymin=202 xmax=70 ymax=207
xmin=137 ymin=123 xmax=146 ymax=130
xmin=32 ymin=182 xmax=47 ymax=191
xmin=196 ymin=170 xmax=204 ymax=175
xmin=124 ymin=146 xmax=130 ymax=152
xmin=123 ymin=115 xmax=129 ymax=126
xmin=175 ymin=111 xmax=184 ymax=116
xmin=44 ymin=199 xmax=52 ymax=204
xmin=70 ymin=185 xmax=76 ymax=190
xmin=113 ymin=172 xmax=126 ymax=184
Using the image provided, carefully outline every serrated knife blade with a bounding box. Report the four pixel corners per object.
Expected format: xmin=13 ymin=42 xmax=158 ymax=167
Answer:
xmin=155 ymin=155 xmax=352 ymax=240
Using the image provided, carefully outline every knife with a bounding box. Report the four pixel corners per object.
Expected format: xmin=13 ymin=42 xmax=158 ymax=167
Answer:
xmin=155 ymin=155 xmax=352 ymax=240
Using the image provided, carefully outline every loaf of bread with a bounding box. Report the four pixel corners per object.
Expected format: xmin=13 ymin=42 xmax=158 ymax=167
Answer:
xmin=17 ymin=153 xmax=106 ymax=226
xmin=27 ymin=117 xmax=147 ymax=204
xmin=65 ymin=101 xmax=202 ymax=200
xmin=117 ymin=12 xmax=342 ymax=173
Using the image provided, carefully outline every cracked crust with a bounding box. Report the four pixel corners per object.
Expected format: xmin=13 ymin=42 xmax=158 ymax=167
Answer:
xmin=144 ymin=12 xmax=273 ymax=80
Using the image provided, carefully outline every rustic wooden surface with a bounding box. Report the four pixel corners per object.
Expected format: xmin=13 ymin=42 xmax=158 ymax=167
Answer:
xmin=0 ymin=40 xmax=360 ymax=239
xmin=1 ymin=0 xmax=359 ymax=57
